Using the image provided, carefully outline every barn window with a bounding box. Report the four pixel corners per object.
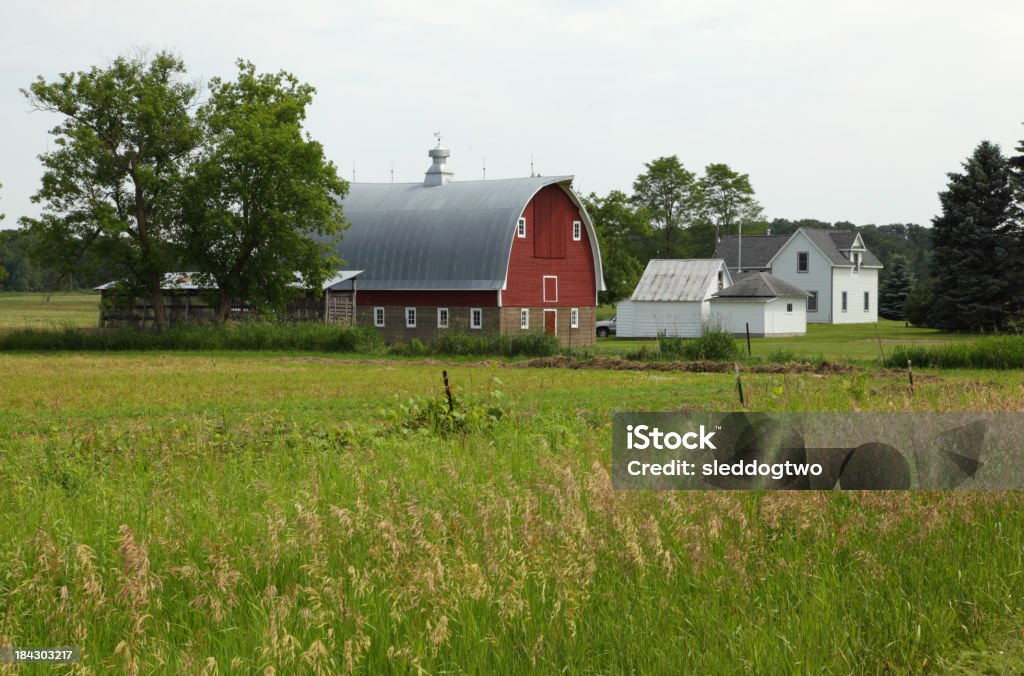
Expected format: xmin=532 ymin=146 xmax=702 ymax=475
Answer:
xmin=570 ymin=308 xmax=579 ymax=328
xmin=517 ymin=218 xmax=526 ymax=238
xmin=786 ymin=303 xmax=793 ymax=313
xmin=405 ymin=307 xmax=416 ymax=328
xmin=437 ymin=308 xmax=449 ymax=328
xmin=374 ymin=307 xmax=385 ymax=327
xmin=543 ymin=276 xmax=558 ymax=303
xmin=520 ymin=309 xmax=529 ymax=330
xmin=470 ymin=308 xmax=483 ymax=330
xmin=864 ymin=292 xmax=870 ymax=312
xmin=797 ymin=252 xmax=809 ymax=273
xmin=572 ymin=220 xmax=582 ymax=241
xmin=808 ymin=291 xmax=818 ymax=312
xmin=842 ymin=291 xmax=848 ymax=312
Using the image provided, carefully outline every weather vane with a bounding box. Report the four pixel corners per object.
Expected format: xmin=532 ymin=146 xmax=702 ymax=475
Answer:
xmin=434 ymin=131 xmax=442 ymax=147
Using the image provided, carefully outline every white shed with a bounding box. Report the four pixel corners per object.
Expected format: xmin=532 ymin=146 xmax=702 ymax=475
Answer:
xmin=616 ymin=260 xmax=732 ymax=338
xmin=708 ymin=272 xmax=809 ymax=337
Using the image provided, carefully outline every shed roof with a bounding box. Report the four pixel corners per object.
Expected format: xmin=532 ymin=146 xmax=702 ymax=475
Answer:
xmin=630 ymin=259 xmax=727 ymax=302
xmin=333 ymin=176 xmax=604 ymax=292
xmin=711 ymin=272 xmax=810 ymax=299
xmin=95 ymin=271 xmax=364 ymax=292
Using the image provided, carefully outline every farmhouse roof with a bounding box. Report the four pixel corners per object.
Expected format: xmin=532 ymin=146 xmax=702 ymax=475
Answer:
xmin=711 ymin=272 xmax=810 ymax=299
xmin=715 ymin=228 xmax=882 ymax=269
xmin=334 ymin=175 xmax=605 ymax=291
xmin=630 ymin=259 xmax=728 ymax=302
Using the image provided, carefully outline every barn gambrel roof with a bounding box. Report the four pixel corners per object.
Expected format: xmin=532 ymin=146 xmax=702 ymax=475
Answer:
xmin=333 ymin=176 xmax=605 ymax=292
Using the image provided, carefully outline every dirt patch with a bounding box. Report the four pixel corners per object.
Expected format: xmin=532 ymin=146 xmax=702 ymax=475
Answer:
xmin=512 ymin=355 xmax=859 ymax=375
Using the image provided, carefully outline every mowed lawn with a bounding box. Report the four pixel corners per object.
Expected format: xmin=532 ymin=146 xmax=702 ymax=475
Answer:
xmin=595 ymin=318 xmax=988 ymax=361
xmin=1 ymin=353 xmax=1023 ymax=672
xmin=0 ymin=291 xmax=100 ymax=331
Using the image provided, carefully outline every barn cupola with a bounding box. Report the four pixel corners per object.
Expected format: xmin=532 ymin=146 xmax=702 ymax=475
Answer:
xmin=423 ymin=135 xmax=454 ymax=187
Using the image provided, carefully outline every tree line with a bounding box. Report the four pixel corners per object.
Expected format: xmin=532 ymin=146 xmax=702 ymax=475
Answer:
xmin=5 ymin=51 xmax=346 ymax=329
xmin=584 ymin=159 xmax=935 ymax=313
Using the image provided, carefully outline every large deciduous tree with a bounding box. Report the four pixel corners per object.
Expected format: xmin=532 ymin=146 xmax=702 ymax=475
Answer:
xmin=929 ymin=141 xmax=1014 ymax=331
xmin=699 ymin=163 xmax=763 ymax=243
xmin=179 ymin=61 xmax=347 ymax=321
xmin=583 ymin=190 xmax=650 ymax=303
xmin=631 ymin=156 xmax=700 ymax=259
xmin=20 ymin=51 xmax=201 ymax=330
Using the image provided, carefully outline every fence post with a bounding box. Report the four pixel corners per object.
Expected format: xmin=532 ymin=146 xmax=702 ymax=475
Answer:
xmin=745 ymin=323 xmax=752 ymax=358
xmin=735 ymin=362 xmax=745 ymax=407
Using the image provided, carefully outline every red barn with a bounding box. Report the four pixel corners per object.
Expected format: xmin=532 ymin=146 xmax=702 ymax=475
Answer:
xmin=335 ymin=144 xmax=605 ymax=346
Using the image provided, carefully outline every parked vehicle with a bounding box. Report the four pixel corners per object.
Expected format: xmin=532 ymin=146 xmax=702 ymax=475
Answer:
xmin=596 ymin=315 xmax=617 ymax=338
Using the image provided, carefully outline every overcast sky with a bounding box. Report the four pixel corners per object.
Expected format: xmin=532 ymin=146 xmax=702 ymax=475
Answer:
xmin=2 ymin=0 xmax=1022 ymax=231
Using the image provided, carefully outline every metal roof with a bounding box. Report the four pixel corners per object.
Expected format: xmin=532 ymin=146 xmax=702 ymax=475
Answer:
xmin=96 ymin=271 xmax=364 ymax=292
xmin=630 ymin=259 xmax=729 ymax=302
xmin=332 ymin=176 xmax=605 ymax=292
xmin=711 ymin=272 xmax=810 ymax=299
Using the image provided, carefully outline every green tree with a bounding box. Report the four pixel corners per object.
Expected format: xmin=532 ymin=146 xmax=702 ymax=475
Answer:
xmin=699 ymin=163 xmax=763 ymax=243
xmin=878 ymin=253 xmax=915 ymax=320
xmin=178 ymin=61 xmax=347 ymax=321
xmin=930 ymin=141 xmax=1015 ymax=331
xmin=584 ymin=190 xmax=650 ymax=303
xmin=631 ymin=156 xmax=700 ymax=259
xmin=903 ymin=279 xmax=936 ymax=327
xmin=20 ymin=51 xmax=201 ymax=329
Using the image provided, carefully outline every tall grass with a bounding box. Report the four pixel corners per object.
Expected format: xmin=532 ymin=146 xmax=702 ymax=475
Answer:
xmin=0 ymin=323 xmax=385 ymax=353
xmin=656 ymin=326 xmax=740 ymax=361
xmin=886 ymin=336 xmax=1024 ymax=369
xmin=433 ymin=331 xmax=560 ymax=357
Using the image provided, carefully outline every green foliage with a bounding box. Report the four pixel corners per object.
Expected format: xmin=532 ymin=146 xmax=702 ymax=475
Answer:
xmin=929 ymin=141 xmax=1016 ymax=331
xmin=885 ymin=337 xmax=1024 ymax=369
xmin=434 ymin=332 xmax=560 ymax=357
xmin=657 ymin=326 xmax=739 ymax=361
xmin=699 ymin=163 xmax=763 ymax=243
xmin=382 ymin=379 xmax=507 ymax=436
xmin=878 ymin=253 xmax=916 ymax=320
xmin=631 ymin=155 xmax=700 ymax=258
xmin=179 ymin=61 xmax=347 ymax=321
xmin=903 ymin=279 xmax=936 ymax=327
xmin=388 ymin=338 xmax=432 ymax=357
xmin=583 ymin=190 xmax=649 ymax=303
xmin=0 ymin=322 xmax=384 ymax=352
xmin=20 ymin=51 xmax=202 ymax=328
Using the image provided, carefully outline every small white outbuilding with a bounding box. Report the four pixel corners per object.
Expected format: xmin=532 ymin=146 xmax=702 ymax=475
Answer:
xmin=616 ymin=259 xmax=732 ymax=338
xmin=708 ymin=272 xmax=809 ymax=337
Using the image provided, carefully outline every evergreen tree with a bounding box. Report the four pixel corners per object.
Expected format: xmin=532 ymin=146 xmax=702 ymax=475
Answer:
xmin=929 ymin=141 xmax=1014 ymax=331
xmin=878 ymin=254 xmax=915 ymax=320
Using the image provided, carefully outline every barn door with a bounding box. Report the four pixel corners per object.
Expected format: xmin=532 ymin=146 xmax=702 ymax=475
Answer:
xmin=544 ymin=309 xmax=557 ymax=336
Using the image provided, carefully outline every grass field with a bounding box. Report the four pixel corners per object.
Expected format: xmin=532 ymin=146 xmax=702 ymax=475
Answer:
xmin=2 ymin=353 xmax=1024 ymax=672
xmin=0 ymin=291 xmax=100 ymax=332
xmin=595 ymin=318 xmax=989 ymax=361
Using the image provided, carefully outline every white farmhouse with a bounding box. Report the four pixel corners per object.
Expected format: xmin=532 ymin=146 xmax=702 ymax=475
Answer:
xmin=708 ymin=272 xmax=809 ymax=337
xmin=714 ymin=228 xmax=882 ymax=324
xmin=616 ymin=259 xmax=732 ymax=338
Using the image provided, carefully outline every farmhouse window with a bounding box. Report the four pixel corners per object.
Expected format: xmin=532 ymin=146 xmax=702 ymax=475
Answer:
xmin=517 ymin=217 xmax=526 ymax=238
xmin=786 ymin=303 xmax=793 ymax=313
xmin=438 ymin=308 xmax=449 ymax=328
xmin=797 ymin=252 xmax=809 ymax=273
xmin=864 ymin=292 xmax=870 ymax=312
xmin=808 ymin=291 xmax=818 ymax=312
xmin=374 ymin=307 xmax=385 ymax=327
xmin=406 ymin=307 xmax=416 ymax=328
xmin=717 ymin=270 xmax=724 ymax=290
xmin=520 ymin=309 xmax=529 ymax=329
xmin=543 ymin=276 xmax=558 ymax=303
xmin=842 ymin=291 xmax=848 ymax=312
xmin=470 ymin=308 xmax=483 ymax=330
xmin=572 ymin=220 xmax=582 ymax=241
xmin=570 ymin=308 xmax=579 ymax=328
